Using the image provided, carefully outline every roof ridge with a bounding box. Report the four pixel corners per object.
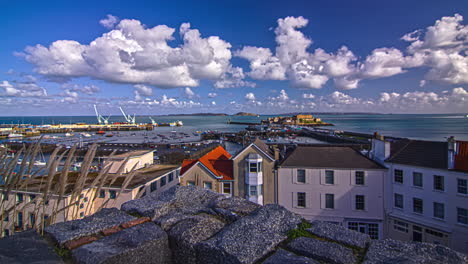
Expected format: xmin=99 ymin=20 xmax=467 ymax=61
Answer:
xmin=387 ymin=140 xmax=413 ymax=161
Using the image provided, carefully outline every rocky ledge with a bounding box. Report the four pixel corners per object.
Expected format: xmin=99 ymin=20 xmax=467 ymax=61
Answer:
xmin=0 ymin=186 xmax=466 ymax=264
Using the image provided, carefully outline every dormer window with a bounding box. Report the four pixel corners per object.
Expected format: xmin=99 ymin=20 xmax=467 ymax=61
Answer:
xmin=249 ymin=162 xmax=257 ymax=173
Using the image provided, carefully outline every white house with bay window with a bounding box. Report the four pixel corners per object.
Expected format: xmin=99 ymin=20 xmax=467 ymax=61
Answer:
xmin=277 ymin=145 xmax=387 ymax=239
xmin=370 ymin=134 xmax=468 ymax=254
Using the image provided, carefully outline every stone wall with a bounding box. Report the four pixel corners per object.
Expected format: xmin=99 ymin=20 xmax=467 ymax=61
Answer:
xmin=0 ymin=186 xmax=466 ymax=264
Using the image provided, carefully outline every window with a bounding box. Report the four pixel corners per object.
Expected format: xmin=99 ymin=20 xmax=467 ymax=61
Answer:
xmin=79 ymin=203 xmax=84 ymax=209
xmin=222 ymin=182 xmax=232 ymax=195
xmin=203 ymin=182 xmax=212 ymax=190
xmin=150 ymin=181 xmax=158 ymax=192
xmin=394 ymin=193 xmax=403 ymax=209
xmin=80 ymin=212 xmax=84 ymax=218
xmin=457 ymin=208 xmax=468 ymax=225
xmin=160 ymin=176 xmax=166 ymax=187
xmin=84 ymin=197 xmax=88 ymax=203
xmin=425 ymin=228 xmax=444 ymax=238
xmin=2 ymin=192 xmax=8 ymax=201
xmin=433 ymin=175 xmax=444 ymax=191
xmin=29 ymin=195 xmax=36 ymax=202
xmin=348 ymin=222 xmax=379 ymax=239
xmin=355 ymin=171 xmax=365 ymax=185
xmin=29 ymin=213 xmax=35 ymax=226
xmin=258 ymin=162 xmax=262 ymax=172
xmin=413 ymin=198 xmax=423 ymax=214
xmin=297 ymin=192 xmax=306 ymax=207
xmin=168 ymin=172 xmax=174 ymax=182
xmin=457 ymin=179 xmax=467 ymax=195
xmin=394 ymin=169 xmax=403 ymax=183
xmin=249 ymin=185 xmax=257 ymax=196
xmin=393 ymin=220 xmax=408 ymax=233
xmin=355 ymin=195 xmax=365 ymax=210
xmin=17 ymin=212 xmax=23 ymax=228
xmin=325 ymin=171 xmax=334 ymax=184
xmin=3 ymin=229 xmax=9 ymax=237
xmin=176 ymin=170 xmax=180 ymax=178
xmin=187 ymin=181 xmax=195 ymax=186
xmin=433 ymin=202 xmax=444 ymax=219
xmin=16 ymin=193 xmax=23 ymax=203
xmin=325 ymin=194 xmax=334 ymax=209
xmin=109 ymin=190 xmax=116 ymax=199
xmin=297 ymin=169 xmax=306 ymax=183
xmin=99 ymin=190 xmax=105 ymax=198
xmin=413 ymin=172 xmax=423 ymax=187
xmin=45 ymin=200 xmax=49 ymax=206
xmin=249 ymin=162 xmax=258 ymax=173
xmin=3 ymin=214 xmax=9 ymax=222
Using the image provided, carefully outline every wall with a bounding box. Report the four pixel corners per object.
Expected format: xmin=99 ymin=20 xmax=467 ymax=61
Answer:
xmin=232 ymin=145 xmax=275 ymax=204
xmin=385 ymin=163 xmax=468 ymax=253
xmin=179 ymin=164 xmax=221 ymax=193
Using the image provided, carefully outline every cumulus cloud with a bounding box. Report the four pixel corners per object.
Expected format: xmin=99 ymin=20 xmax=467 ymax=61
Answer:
xmin=245 ymin=92 xmax=256 ymax=101
xmin=182 ymin=87 xmax=197 ymax=99
xmin=302 ymin=93 xmax=315 ymax=99
xmin=63 ymin=83 xmax=101 ymax=95
xmin=22 ymin=17 xmax=245 ymax=89
xmin=207 ymin=92 xmax=218 ymax=98
xmin=214 ymin=66 xmax=256 ymax=88
xmin=237 ymin=14 xmax=468 ymax=89
xmin=99 ymin=14 xmax=119 ymax=29
xmin=0 ymin=80 xmax=48 ymax=97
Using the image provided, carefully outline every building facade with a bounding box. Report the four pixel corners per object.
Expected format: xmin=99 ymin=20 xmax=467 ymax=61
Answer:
xmin=371 ymin=135 xmax=468 ymax=253
xmin=277 ymin=146 xmax=387 ymax=239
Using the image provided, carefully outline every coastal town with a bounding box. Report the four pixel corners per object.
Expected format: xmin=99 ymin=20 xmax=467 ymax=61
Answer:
xmin=0 ymin=114 xmax=467 ymax=256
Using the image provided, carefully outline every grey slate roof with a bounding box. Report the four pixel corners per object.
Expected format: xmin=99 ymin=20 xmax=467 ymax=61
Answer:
xmin=279 ymin=146 xmax=386 ymax=169
xmin=386 ymin=139 xmax=448 ymax=170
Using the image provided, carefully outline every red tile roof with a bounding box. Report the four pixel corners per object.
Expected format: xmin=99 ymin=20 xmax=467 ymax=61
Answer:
xmin=455 ymin=141 xmax=468 ymax=172
xmin=180 ymin=146 xmax=233 ymax=180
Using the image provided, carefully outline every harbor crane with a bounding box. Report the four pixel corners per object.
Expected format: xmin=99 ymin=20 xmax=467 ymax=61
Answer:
xmin=149 ymin=116 xmax=157 ymax=126
xmin=94 ymin=105 xmax=110 ymax=125
xmin=120 ymin=107 xmax=136 ymax=124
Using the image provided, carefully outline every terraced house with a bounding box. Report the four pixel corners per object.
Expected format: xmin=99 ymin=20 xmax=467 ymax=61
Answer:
xmin=179 ymin=139 xmax=277 ymax=205
xmin=371 ymin=135 xmax=468 ymax=254
xmin=277 ymin=145 xmax=388 ymax=240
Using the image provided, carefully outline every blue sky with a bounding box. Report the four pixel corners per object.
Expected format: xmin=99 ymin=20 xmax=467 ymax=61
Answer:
xmin=0 ymin=0 xmax=467 ymax=115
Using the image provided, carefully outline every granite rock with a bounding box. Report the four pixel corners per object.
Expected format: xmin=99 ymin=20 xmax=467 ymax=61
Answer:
xmin=121 ymin=186 xmax=222 ymax=220
xmin=286 ymin=237 xmax=357 ymax=264
xmin=45 ymin=208 xmax=136 ymax=246
xmin=307 ymin=220 xmax=371 ymax=249
xmin=262 ymin=249 xmax=320 ymax=264
xmin=0 ymin=230 xmax=63 ymax=264
xmin=363 ymin=239 xmax=468 ymax=264
xmin=72 ymin=222 xmax=171 ymax=264
xmin=210 ymin=196 xmax=261 ymax=216
xmin=196 ymin=204 xmax=302 ymax=264
xmin=168 ymin=215 xmax=225 ymax=264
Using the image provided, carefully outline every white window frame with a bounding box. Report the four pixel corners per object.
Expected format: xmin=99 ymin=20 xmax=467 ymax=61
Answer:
xmin=222 ymin=182 xmax=232 ymax=196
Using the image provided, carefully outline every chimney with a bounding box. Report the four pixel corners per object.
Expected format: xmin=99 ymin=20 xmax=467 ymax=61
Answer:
xmin=370 ymin=132 xmax=390 ymax=164
xmin=273 ymin=146 xmax=280 ymax=160
xmin=447 ymin=136 xmax=456 ymax=170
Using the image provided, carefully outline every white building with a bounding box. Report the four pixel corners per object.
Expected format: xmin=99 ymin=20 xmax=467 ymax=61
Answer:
xmin=104 ymin=150 xmax=154 ymax=174
xmin=277 ymin=145 xmax=387 ymax=239
xmin=371 ymin=134 xmax=468 ymax=254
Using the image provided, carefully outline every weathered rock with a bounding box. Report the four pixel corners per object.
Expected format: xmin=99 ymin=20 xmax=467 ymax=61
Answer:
xmin=0 ymin=230 xmax=63 ymax=264
xmin=121 ymin=186 xmax=222 ymax=220
xmin=72 ymin=222 xmax=171 ymax=264
xmin=45 ymin=208 xmax=136 ymax=246
xmin=262 ymin=249 xmax=320 ymax=264
xmin=168 ymin=215 xmax=225 ymax=264
xmin=286 ymin=237 xmax=357 ymax=264
xmin=307 ymin=220 xmax=370 ymax=249
xmin=213 ymin=207 xmax=241 ymax=224
xmin=363 ymin=239 xmax=468 ymax=264
xmin=210 ymin=196 xmax=261 ymax=216
xmin=196 ymin=204 xmax=302 ymax=264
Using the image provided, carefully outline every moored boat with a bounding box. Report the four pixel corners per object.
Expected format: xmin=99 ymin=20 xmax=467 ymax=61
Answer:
xmin=8 ymin=133 xmax=23 ymax=138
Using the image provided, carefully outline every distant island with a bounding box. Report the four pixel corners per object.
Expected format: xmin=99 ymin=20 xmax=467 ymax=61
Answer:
xmin=163 ymin=113 xmax=228 ymax=116
xmin=233 ymin=112 xmax=259 ymax=116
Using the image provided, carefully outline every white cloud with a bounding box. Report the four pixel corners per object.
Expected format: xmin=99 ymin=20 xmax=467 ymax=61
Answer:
xmin=183 ymin=87 xmax=197 ymax=99
xmin=23 ymin=17 xmax=246 ymax=89
xmin=99 ymin=14 xmax=119 ymax=29
xmin=214 ymin=66 xmax=256 ymax=88
xmin=245 ymin=92 xmax=256 ymax=101
xmin=134 ymin=84 xmax=152 ymax=96
xmin=302 ymin=93 xmax=315 ymax=99
xmin=207 ymin=92 xmax=218 ymax=98
xmin=0 ymin=80 xmax=48 ymax=97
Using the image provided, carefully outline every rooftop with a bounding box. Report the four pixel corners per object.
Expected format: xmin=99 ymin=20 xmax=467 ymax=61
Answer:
xmin=279 ymin=145 xmax=386 ymax=170
xmin=386 ymin=139 xmax=448 ymax=170
xmin=107 ymin=150 xmax=153 ymax=159
xmin=180 ymin=146 xmax=233 ymax=180
xmin=2 ymin=164 xmax=179 ymax=195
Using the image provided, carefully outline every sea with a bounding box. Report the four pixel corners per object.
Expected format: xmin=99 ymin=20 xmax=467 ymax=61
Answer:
xmin=1 ymin=113 xmax=468 ymax=142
